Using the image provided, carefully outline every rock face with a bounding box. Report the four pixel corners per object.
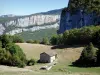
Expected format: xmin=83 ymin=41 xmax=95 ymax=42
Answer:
xmin=58 ymin=8 xmax=100 ymax=33
xmin=6 ymin=23 xmax=59 ymax=35
xmin=5 ymin=15 xmax=59 ymax=27
xmin=0 ymin=24 xmax=5 ymax=35
xmin=0 ymin=9 xmax=61 ymax=35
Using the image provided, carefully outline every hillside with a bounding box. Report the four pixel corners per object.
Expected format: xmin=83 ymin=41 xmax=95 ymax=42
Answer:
xmin=0 ymin=9 xmax=62 ymax=35
xmin=58 ymin=0 xmax=100 ymax=33
xmin=0 ymin=43 xmax=99 ymax=75
xmin=16 ymin=28 xmax=57 ymax=41
xmin=15 ymin=43 xmax=100 ymax=75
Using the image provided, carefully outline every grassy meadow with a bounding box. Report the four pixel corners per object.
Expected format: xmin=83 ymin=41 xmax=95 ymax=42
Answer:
xmin=0 ymin=43 xmax=100 ymax=75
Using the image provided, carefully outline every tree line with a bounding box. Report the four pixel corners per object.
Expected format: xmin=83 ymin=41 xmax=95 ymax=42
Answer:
xmin=50 ymin=26 xmax=100 ymax=46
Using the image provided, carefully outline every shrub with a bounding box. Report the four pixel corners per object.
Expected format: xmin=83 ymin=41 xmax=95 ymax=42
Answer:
xmin=92 ymin=30 xmax=100 ymax=45
xmin=0 ymin=35 xmax=28 ymax=68
xmin=12 ymin=35 xmax=24 ymax=43
xmin=26 ymin=40 xmax=34 ymax=43
xmin=73 ymin=42 xmax=98 ymax=67
xmin=18 ymin=61 xmax=26 ymax=68
xmin=33 ymin=40 xmax=40 ymax=44
xmin=1 ymin=35 xmax=12 ymax=48
xmin=41 ymin=38 xmax=49 ymax=45
xmin=50 ymin=35 xmax=58 ymax=45
xmin=5 ymin=43 xmax=27 ymax=67
xmin=27 ymin=59 xmax=36 ymax=66
xmin=0 ymin=41 xmax=2 ymax=48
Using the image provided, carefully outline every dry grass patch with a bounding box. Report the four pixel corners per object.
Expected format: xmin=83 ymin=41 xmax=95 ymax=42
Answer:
xmin=16 ymin=43 xmax=53 ymax=59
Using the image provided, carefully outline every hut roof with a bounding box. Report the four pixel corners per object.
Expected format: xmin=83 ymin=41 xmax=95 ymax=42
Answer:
xmin=41 ymin=51 xmax=57 ymax=57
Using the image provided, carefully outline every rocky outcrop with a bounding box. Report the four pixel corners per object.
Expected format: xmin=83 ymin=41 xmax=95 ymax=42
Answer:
xmin=0 ymin=9 xmax=62 ymax=35
xmin=6 ymin=23 xmax=59 ymax=35
xmin=5 ymin=15 xmax=60 ymax=27
xmin=58 ymin=8 xmax=100 ymax=33
xmin=0 ymin=24 xmax=5 ymax=35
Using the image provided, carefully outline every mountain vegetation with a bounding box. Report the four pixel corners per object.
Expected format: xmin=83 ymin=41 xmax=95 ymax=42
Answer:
xmin=50 ymin=26 xmax=100 ymax=45
xmin=56 ymin=0 xmax=100 ymax=67
xmin=68 ymin=0 xmax=100 ymax=15
xmin=16 ymin=28 xmax=57 ymax=41
xmin=0 ymin=35 xmax=35 ymax=68
xmin=73 ymin=42 xmax=98 ymax=67
xmin=50 ymin=25 xmax=100 ymax=67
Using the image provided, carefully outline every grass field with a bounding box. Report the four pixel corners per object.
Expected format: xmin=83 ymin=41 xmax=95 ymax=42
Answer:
xmin=0 ymin=43 xmax=100 ymax=75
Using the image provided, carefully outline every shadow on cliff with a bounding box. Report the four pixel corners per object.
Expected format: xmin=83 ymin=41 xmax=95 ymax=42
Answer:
xmin=51 ymin=45 xmax=83 ymax=49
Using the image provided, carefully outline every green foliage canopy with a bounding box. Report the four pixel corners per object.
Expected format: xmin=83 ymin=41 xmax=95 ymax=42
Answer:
xmin=68 ymin=0 xmax=100 ymax=14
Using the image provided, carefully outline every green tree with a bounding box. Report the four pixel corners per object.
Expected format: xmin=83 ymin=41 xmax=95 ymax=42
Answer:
xmin=26 ymin=39 xmax=34 ymax=43
xmin=68 ymin=0 xmax=100 ymax=15
xmin=50 ymin=35 xmax=58 ymax=45
xmin=5 ymin=43 xmax=27 ymax=67
xmin=0 ymin=41 xmax=2 ymax=48
xmin=92 ymin=30 xmax=100 ymax=45
xmin=33 ymin=40 xmax=40 ymax=44
xmin=12 ymin=35 xmax=24 ymax=43
xmin=57 ymin=34 xmax=63 ymax=45
xmin=41 ymin=38 xmax=49 ymax=45
xmin=1 ymin=35 xmax=11 ymax=48
xmin=0 ymin=35 xmax=28 ymax=68
xmin=73 ymin=42 xmax=98 ymax=66
xmin=79 ymin=27 xmax=94 ymax=44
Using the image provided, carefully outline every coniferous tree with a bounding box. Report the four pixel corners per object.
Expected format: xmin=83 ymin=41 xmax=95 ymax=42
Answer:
xmin=73 ymin=42 xmax=98 ymax=67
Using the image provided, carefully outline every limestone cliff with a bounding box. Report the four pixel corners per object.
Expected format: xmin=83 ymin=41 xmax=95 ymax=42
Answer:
xmin=0 ymin=9 xmax=61 ymax=35
xmin=58 ymin=8 xmax=100 ymax=33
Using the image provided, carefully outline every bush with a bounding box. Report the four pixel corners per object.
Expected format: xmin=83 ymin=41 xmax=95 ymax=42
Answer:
xmin=41 ymin=38 xmax=49 ymax=45
xmin=97 ymin=48 xmax=100 ymax=65
xmin=0 ymin=41 xmax=2 ymax=48
xmin=92 ymin=30 xmax=100 ymax=45
xmin=26 ymin=40 xmax=34 ymax=43
xmin=33 ymin=40 xmax=40 ymax=44
xmin=18 ymin=61 xmax=26 ymax=68
xmin=0 ymin=35 xmax=28 ymax=68
xmin=50 ymin=35 xmax=58 ymax=45
xmin=12 ymin=35 xmax=24 ymax=43
xmin=27 ymin=59 xmax=36 ymax=66
xmin=73 ymin=42 xmax=98 ymax=67
xmin=4 ymin=43 xmax=26 ymax=67
xmin=0 ymin=35 xmax=12 ymax=48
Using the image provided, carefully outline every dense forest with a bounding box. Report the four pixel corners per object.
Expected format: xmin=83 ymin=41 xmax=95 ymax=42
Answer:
xmin=50 ymin=26 xmax=100 ymax=45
